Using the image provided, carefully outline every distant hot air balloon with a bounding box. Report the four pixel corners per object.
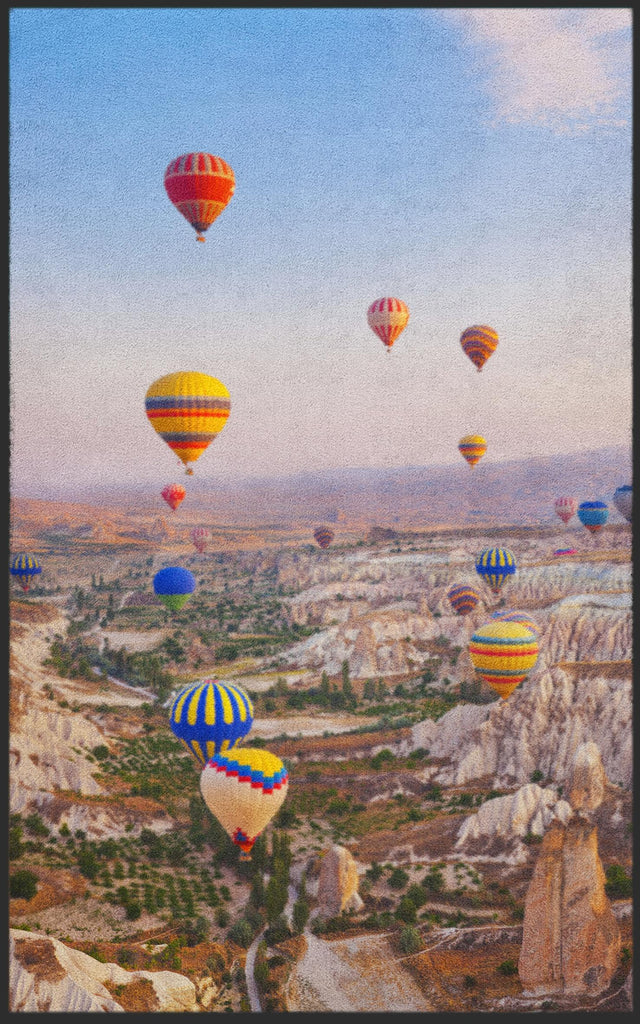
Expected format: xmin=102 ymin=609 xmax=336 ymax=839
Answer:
xmin=490 ymin=608 xmax=540 ymax=638
xmin=313 ymin=527 xmax=335 ymax=550
xmin=613 ymin=485 xmax=632 ymax=523
xmin=145 ymin=371 xmax=231 ymax=476
xmin=153 ymin=566 xmax=196 ymax=612
xmin=161 ymin=483 xmax=186 ymax=512
xmin=10 ymin=553 xmax=42 ymax=593
xmin=367 ymin=297 xmax=409 ymax=352
xmin=460 ymin=325 xmax=498 ymax=372
xmin=447 ymin=583 xmax=482 ymax=616
xmin=164 ymin=152 xmax=235 ymax=242
xmin=200 ymin=747 xmax=289 ymax=861
xmin=191 ymin=526 xmax=211 ymax=554
xmin=554 ymin=497 xmax=578 ymax=525
xmin=475 ymin=546 xmax=517 ymax=595
xmin=577 ymin=501 xmax=609 ymax=534
xmin=169 ymin=678 xmax=254 ymax=765
xmin=468 ymin=619 xmax=539 ymax=699
xmin=458 ymin=435 xmax=487 ymax=468
xmin=553 ymin=548 xmax=577 ymax=557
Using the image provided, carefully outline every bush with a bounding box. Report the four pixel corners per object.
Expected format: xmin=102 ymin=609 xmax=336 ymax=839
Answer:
xmin=228 ymin=918 xmax=254 ymax=948
xmin=388 ymin=867 xmax=409 ymax=890
xmin=605 ymin=864 xmax=632 ymax=900
xmin=497 ymin=959 xmax=518 ymax=976
xmin=10 ymin=870 xmax=38 ymax=900
xmin=371 ymin=748 xmax=395 ymax=770
xmin=530 ymin=769 xmax=544 ymax=783
xmin=398 ymin=926 xmax=422 ymax=954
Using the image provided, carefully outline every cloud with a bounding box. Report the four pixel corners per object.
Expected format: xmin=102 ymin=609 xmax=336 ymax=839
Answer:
xmin=441 ymin=8 xmax=631 ymax=133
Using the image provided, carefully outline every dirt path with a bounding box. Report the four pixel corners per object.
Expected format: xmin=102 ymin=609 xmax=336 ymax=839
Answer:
xmin=286 ymin=931 xmax=433 ymax=1012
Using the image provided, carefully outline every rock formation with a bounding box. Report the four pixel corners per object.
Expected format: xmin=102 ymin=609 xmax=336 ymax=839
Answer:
xmin=518 ymin=743 xmax=621 ymax=997
xmin=316 ymin=845 xmax=364 ymax=918
xmin=9 ymin=929 xmax=197 ymax=1012
xmin=455 ymin=783 xmax=572 ymax=861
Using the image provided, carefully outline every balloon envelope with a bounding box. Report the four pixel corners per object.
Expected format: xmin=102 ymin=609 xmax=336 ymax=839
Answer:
xmin=367 ymin=297 xmax=409 ymax=351
xmin=145 ymin=371 xmax=231 ymax=474
xmin=169 ymin=678 xmax=253 ymax=765
xmin=313 ymin=527 xmax=335 ymax=549
xmin=458 ymin=435 xmax=487 ymax=468
xmin=469 ymin=619 xmax=539 ymax=699
xmin=164 ymin=152 xmax=235 ymax=241
xmin=577 ymin=501 xmax=609 ymax=533
xmin=200 ymin=747 xmax=289 ymax=860
xmin=475 ymin=547 xmax=517 ymax=594
xmin=553 ymin=548 xmax=577 ymax=557
xmin=153 ymin=566 xmax=196 ymax=611
xmin=10 ymin=553 xmax=42 ymax=592
xmin=554 ymin=497 xmax=578 ymax=524
xmin=191 ymin=527 xmax=211 ymax=554
xmin=613 ymin=485 xmax=632 ymax=522
xmin=161 ymin=483 xmax=186 ymax=512
xmin=447 ymin=583 xmax=482 ymax=616
xmin=460 ymin=325 xmax=498 ymax=372
xmin=490 ymin=609 xmax=540 ymax=637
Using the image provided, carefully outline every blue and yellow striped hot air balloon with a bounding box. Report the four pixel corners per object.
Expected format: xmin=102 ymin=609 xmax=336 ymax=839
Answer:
xmin=577 ymin=501 xmax=609 ymax=534
xmin=447 ymin=583 xmax=482 ymax=616
xmin=145 ymin=371 xmax=231 ymax=476
xmin=475 ymin=546 xmax=517 ymax=595
xmin=10 ymin=553 xmax=42 ymax=592
xmin=460 ymin=325 xmax=498 ymax=372
xmin=468 ymin=619 xmax=539 ymax=699
xmin=169 ymin=678 xmax=254 ymax=766
xmin=200 ymin=747 xmax=289 ymax=860
xmin=490 ymin=609 xmax=540 ymax=637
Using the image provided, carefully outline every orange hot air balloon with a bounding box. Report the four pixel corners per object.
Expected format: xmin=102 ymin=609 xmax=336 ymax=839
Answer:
xmin=458 ymin=435 xmax=487 ymax=468
xmin=367 ymin=297 xmax=409 ymax=352
xmin=460 ymin=325 xmax=498 ymax=372
xmin=164 ymin=153 xmax=235 ymax=242
xmin=161 ymin=483 xmax=186 ymax=512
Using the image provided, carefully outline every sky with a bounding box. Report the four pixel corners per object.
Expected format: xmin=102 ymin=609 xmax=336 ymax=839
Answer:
xmin=9 ymin=7 xmax=633 ymax=498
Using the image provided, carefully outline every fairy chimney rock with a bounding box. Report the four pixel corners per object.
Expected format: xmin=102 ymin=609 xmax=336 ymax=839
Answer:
xmin=568 ymin=740 xmax=607 ymax=812
xmin=518 ymin=814 xmax=620 ymax=996
xmin=316 ymin=845 xmax=364 ymax=918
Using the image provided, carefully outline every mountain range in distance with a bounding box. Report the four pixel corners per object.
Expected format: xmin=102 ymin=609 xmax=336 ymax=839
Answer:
xmin=12 ymin=445 xmax=632 ymax=529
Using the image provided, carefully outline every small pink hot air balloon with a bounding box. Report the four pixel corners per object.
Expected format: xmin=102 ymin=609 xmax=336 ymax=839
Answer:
xmin=554 ymin=497 xmax=578 ymax=525
xmin=191 ymin=526 xmax=211 ymax=554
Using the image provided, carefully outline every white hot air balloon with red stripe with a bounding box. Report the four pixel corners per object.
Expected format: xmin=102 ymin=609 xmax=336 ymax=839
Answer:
xmin=554 ymin=497 xmax=578 ymax=525
xmin=191 ymin=526 xmax=211 ymax=554
xmin=367 ymin=297 xmax=409 ymax=352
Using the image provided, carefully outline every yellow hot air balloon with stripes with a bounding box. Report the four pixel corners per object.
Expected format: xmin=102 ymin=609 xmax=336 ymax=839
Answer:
xmin=458 ymin=434 xmax=487 ymax=468
xmin=169 ymin=678 xmax=253 ymax=765
xmin=468 ymin=619 xmax=539 ymax=699
xmin=200 ymin=747 xmax=289 ymax=861
xmin=145 ymin=371 xmax=231 ymax=475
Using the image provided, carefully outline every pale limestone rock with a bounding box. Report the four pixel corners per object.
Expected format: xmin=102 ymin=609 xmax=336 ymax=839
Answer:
xmin=9 ymin=929 xmax=197 ymax=1012
xmin=455 ymin=784 xmax=566 ymax=850
xmin=568 ymin=741 xmax=607 ymax=812
xmin=518 ymin=816 xmax=620 ymax=996
xmin=316 ymin=845 xmax=364 ymax=918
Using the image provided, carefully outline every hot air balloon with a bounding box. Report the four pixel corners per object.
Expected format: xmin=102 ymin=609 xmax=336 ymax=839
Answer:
xmin=613 ymin=485 xmax=632 ymax=523
xmin=145 ymin=371 xmax=231 ymax=476
xmin=447 ymin=583 xmax=482 ymax=616
xmin=164 ymin=152 xmax=235 ymax=242
xmin=475 ymin=546 xmax=517 ymax=595
xmin=554 ymin=497 xmax=578 ymax=525
xmin=490 ymin=608 xmax=540 ymax=637
xmin=458 ymin=435 xmax=487 ymax=468
xmin=191 ymin=526 xmax=211 ymax=554
xmin=468 ymin=619 xmax=539 ymax=699
xmin=10 ymin=553 xmax=42 ymax=593
xmin=553 ymin=548 xmax=577 ymax=557
xmin=367 ymin=297 xmax=409 ymax=352
xmin=577 ymin=501 xmax=609 ymax=534
xmin=460 ymin=325 xmax=498 ymax=372
xmin=153 ymin=566 xmax=196 ymax=612
xmin=169 ymin=678 xmax=254 ymax=765
xmin=161 ymin=483 xmax=186 ymax=512
xmin=200 ymin=747 xmax=289 ymax=861
xmin=313 ymin=526 xmax=335 ymax=550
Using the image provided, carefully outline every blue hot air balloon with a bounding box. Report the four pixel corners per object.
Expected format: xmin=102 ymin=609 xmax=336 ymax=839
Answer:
xmin=475 ymin=546 xmax=517 ymax=595
xmin=169 ymin=678 xmax=254 ymax=765
xmin=613 ymin=485 xmax=632 ymax=523
xmin=10 ymin=553 xmax=42 ymax=592
xmin=577 ymin=501 xmax=609 ymax=534
xmin=153 ymin=566 xmax=196 ymax=611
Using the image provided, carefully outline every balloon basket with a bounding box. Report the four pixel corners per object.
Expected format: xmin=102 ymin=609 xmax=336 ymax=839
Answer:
xmin=196 ymin=235 xmax=206 ymax=243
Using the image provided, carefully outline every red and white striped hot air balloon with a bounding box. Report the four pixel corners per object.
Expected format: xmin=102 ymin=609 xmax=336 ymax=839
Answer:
xmin=367 ymin=297 xmax=409 ymax=352
xmin=164 ymin=152 xmax=235 ymax=242
xmin=554 ymin=497 xmax=578 ymax=525
xmin=161 ymin=483 xmax=186 ymax=512
xmin=191 ymin=526 xmax=211 ymax=554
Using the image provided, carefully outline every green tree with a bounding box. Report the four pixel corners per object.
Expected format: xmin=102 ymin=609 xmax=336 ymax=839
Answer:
xmin=363 ymin=679 xmax=375 ymax=701
xmin=605 ymin=864 xmax=632 ymax=899
xmin=10 ymin=869 xmax=38 ymax=900
xmin=399 ymin=926 xmax=422 ymax=954
xmin=9 ymin=825 xmax=24 ymax=860
xmin=264 ymin=875 xmax=288 ymax=925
